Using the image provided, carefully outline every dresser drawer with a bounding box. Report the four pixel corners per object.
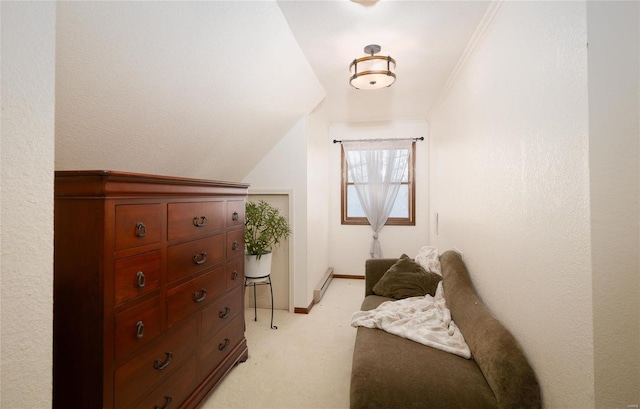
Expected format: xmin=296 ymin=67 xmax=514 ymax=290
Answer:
xmin=201 ymin=288 xmax=243 ymax=341
xmin=167 ymin=234 xmax=224 ymax=284
xmin=166 ymin=267 xmax=225 ymax=327
xmin=115 ymin=316 xmax=197 ymax=409
xmin=131 ymin=355 xmax=197 ymax=409
xmin=198 ymin=316 xmax=244 ymax=379
xmin=167 ymin=201 xmax=224 ymax=241
xmin=225 ymin=258 xmax=243 ymax=290
xmin=115 ymin=251 xmax=161 ymax=306
xmin=115 ymin=204 xmax=162 ymax=251
xmin=115 ymin=297 xmax=162 ymax=361
xmin=226 ymin=200 xmax=245 ymax=228
xmin=226 ymin=229 xmax=245 ymax=260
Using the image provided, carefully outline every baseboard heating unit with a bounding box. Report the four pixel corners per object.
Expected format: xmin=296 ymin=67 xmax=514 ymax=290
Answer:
xmin=313 ymin=267 xmax=334 ymax=304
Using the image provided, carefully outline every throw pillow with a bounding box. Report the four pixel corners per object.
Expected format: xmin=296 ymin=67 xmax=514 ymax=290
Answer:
xmin=373 ymin=254 xmax=442 ymax=299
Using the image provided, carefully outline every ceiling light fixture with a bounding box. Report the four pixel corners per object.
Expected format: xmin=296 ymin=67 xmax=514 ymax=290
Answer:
xmin=349 ymin=44 xmax=396 ymax=90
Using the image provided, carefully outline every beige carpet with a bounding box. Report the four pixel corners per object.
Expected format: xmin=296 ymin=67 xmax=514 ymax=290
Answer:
xmin=200 ymin=278 xmax=365 ymax=409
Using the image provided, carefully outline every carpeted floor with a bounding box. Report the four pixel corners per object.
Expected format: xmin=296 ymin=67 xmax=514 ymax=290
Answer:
xmin=200 ymin=278 xmax=365 ymax=409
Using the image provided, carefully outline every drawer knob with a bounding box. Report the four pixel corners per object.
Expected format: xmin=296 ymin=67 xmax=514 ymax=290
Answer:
xmin=193 ymin=288 xmax=207 ymax=303
xmin=136 ymin=321 xmax=144 ymax=339
xmin=136 ymin=271 xmax=146 ymax=288
xmin=219 ymin=338 xmax=230 ymax=351
xmin=192 ymin=252 xmax=207 ymax=265
xmin=135 ymin=221 xmax=147 ymax=238
xmin=232 ymin=240 xmax=239 ymax=251
xmin=193 ymin=216 xmax=208 ymax=227
xmin=232 ymin=270 xmax=239 ymax=281
xmin=154 ymin=352 xmax=173 ymax=370
xmin=219 ymin=307 xmax=231 ymax=319
xmin=154 ymin=395 xmax=172 ymax=409
xmin=232 ymin=211 xmax=239 ymax=221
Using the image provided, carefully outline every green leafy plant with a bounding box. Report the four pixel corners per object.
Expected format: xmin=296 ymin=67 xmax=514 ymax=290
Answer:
xmin=244 ymin=200 xmax=291 ymax=259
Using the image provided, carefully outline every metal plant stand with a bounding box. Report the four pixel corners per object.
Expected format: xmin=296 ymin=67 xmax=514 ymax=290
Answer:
xmin=244 ymin=274 xmax=277 ymax=329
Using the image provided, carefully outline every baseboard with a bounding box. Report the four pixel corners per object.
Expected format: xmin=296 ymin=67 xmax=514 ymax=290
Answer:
xmin=294 ymin=273 xmax=364 ymax=314
xmin=333 ymin=274 xmax=364 ymax=280
xmin=294 ymin=300 xmax=314 ymax=314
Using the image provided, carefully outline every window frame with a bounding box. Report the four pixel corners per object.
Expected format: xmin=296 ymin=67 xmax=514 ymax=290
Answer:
xmin=340 ymin=141 xmax=416 ymax=226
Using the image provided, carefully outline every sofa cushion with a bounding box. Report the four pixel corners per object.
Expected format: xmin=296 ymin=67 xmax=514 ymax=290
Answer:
xmin=372 ymin=254 xmax=441 ymax=299
xmin=350 ymin=321 xmax=498 ymax=409
xmin=360 ymin=294 xmax=392 ymax=311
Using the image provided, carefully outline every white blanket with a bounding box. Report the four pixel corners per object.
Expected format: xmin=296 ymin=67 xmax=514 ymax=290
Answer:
xmin=351 ymin=282 xmax=471 ymax=359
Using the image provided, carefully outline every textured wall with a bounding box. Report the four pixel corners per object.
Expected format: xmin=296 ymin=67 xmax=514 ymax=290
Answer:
xmin=1 ymin=2 xmax=56 ymax=407
xmin=428 ymin=2 xmax=594 ymax=407
xmin=587 ymin=2 xmax=640 ymax=407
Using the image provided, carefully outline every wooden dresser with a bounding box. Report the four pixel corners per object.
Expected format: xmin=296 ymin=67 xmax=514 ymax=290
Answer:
xmin=53 ymin=171 xmax=249 ymax=409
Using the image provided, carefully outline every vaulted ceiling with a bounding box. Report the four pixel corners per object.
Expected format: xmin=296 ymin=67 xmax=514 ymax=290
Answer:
xmin=55 ymin=1 xmax=491 ymax=181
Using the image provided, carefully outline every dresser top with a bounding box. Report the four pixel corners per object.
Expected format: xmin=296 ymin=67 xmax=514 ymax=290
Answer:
xmin=55 ymin=170 xmax=250 ymax=198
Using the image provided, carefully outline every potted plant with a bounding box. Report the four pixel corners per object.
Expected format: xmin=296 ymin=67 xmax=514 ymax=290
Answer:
xmin=244 ymin=200 xmax=291 ymax=278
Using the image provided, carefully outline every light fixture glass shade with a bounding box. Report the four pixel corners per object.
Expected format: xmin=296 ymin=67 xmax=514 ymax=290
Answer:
xmin=349 ymin=54 xmax=396 ymax=90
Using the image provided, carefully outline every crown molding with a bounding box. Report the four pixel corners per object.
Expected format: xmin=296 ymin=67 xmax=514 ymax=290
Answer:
xmin=427 ymin=0 xmax=505 ymax=120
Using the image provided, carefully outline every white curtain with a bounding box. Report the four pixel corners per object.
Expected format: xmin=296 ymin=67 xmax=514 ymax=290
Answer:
xmin=342 ymin=139 xmax=412 ymax=258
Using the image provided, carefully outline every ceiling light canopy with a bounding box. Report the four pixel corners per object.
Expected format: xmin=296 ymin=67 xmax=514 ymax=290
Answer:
xmin=349 ymin=44 xmax=396 ymax=90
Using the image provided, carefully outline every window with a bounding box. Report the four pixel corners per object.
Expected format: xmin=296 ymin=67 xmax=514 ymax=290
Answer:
xmin=341 ymin=142 xmax=415 ymax=226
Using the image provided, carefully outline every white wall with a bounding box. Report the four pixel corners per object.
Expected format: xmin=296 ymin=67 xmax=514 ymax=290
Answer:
xmin=306 ymin=105 xmax=331 ymax=299
xmin=329 ymin=120 xmax=430 ymax=276
xmin=587 ymin=2 xmax=640 ymax=407
xmin=243 ymin=105 xmax=333 ymax=311
xmin=244 ymin=117 xmax=430 ymax=306
xmin=0 ymin=2 xmax=56 ymax=407
xmin=243 ymin=118 xmax=309 ymax=309
xmin=428 ymin=2 xmax=594 ymax=407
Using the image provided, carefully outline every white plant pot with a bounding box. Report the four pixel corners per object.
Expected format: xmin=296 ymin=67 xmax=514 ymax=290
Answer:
xmin=244 ymin=252 xmax=272 ymax=279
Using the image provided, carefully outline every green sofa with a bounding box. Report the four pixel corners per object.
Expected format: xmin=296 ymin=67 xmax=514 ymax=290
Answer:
xmin=350 ymin=250 xmax=541 ymax=409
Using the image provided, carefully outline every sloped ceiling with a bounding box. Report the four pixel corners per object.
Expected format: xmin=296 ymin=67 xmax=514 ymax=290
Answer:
xmin=55 ymin=1 xmax=492 ymax=181
xmin=277 ymin=0 xmax=490 ymax=123
xmin=55 ymin=1 xmax=325 ymax=181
